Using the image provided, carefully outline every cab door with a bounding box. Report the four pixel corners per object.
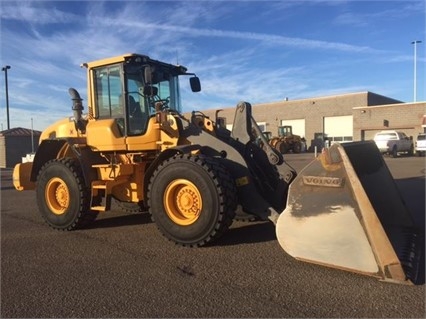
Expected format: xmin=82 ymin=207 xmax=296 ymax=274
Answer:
xmin=86 ymin=63 xmax=126 ymax=151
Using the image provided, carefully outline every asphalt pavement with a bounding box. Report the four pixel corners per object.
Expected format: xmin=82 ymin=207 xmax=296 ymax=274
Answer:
xmin=1 ymin=153 xmax=425 ymax=318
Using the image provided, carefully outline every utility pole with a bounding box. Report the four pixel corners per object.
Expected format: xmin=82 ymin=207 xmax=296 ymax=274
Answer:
xmin=2 ymin=65 xmax=11 ymax=129
xmin=31 ymin=117 xmax=34 ymax=153
xmin=411 ymin=40 xmax=422 ymax=102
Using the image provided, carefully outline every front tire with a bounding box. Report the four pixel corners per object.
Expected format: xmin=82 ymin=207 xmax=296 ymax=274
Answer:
xmin=276 ymin=141 xmax=288 ymax=154
xmin=293 ymin=142 xmax=302 ymax=153
xmin=36 ymin=158 xmax=98 ymax=230
xmin=147 ymin=154 xmax=237 ymax=246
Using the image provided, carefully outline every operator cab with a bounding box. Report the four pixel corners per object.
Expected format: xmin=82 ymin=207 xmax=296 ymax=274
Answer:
xmin=90 ymin=54 xmax=200 ymax=137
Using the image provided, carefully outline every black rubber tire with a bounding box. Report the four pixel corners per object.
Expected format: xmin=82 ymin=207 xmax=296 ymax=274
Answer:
xmin=277 ymin=141 xmax=288 ymax=154
xmin=234 ymin=210 xmax=258 ymax=222
xmin=114 ymin=199 xmax=145 ymax=213
xmin=36 ymin=158 xmax=98 ymax=230
xmin=147 ymin=154 xmax=237 ymax=246
xmin=293 ymin=142 xmax=302 ymax=153
xmin=391 ymin=146 xmax=398 ymax=158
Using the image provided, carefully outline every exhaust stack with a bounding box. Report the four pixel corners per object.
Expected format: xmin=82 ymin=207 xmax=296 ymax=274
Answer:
xmin=68 ymin=88 xmax=86 ymax=133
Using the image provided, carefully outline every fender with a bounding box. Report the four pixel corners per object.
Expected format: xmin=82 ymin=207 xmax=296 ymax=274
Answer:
xmin=143 ymin=144 xmax=202 ymax=196
xmin=30 ymin=139 xmax=69 ymax=181
xmin=30 ymin=138 xmax=106 ymax=186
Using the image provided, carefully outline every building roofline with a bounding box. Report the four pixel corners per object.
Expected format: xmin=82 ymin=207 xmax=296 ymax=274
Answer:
xmin=0 ymin=127 xmax=42 ymax=136
xmin=253 ymin=91 xmax=402 ymax=107
xmin=353 ymin=101 xmax=425 ymax=110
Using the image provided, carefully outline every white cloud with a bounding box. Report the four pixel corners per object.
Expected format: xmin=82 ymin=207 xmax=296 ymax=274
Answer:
xmin=333 ymin=1 xmax=425 ymax=27
xmin=0 ymin=0 xmax=423 ymax=130
xmin=97 ymin=16 xmax=379 ymax=54
xmin=1 ymin=2 xmax=79 ymax=24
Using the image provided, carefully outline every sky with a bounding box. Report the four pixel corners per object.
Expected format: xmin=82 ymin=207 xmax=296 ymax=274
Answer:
xmin=0 ymin=0 xmax=425 ymax=131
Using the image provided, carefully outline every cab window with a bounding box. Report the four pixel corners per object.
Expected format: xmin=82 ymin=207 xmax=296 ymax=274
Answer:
xmin=94 ymin=65 xmax=123 ymax=119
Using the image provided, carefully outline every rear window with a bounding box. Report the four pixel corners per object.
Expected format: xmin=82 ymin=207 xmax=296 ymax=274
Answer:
xmin=417 ymin=134 xmax=426 ymax=141
xmin=375 ymin=133 xmax=397 ymax=141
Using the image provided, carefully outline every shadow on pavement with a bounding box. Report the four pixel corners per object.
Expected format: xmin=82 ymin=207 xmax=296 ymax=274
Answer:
xmin=213 ymin=221 xmax=276 ymax=246
xmin=87 ymin=212 xmax=152 ymax=229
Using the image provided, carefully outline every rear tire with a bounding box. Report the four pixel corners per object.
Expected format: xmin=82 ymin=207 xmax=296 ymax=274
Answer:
xmin=277 ymin=141 xmax=288 ymax=154
xmin=391 ymin=146 xmax=398 ymax=158
xmin=114 ymin=199 xmax=145 ymax=213
xmin=234 ymin=209 xmax=258 ymax=222
xmin=36 ymin=158 xmax=98 ymax=230
xmin=147 ymin=154 xmax=237 ymax=246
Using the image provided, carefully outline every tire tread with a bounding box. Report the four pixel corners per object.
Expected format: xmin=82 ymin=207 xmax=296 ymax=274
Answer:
xmin=147 ymin=154 xmax=237 ymax=246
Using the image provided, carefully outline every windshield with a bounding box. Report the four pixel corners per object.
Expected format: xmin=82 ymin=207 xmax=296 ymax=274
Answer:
xmin=125 ymin=63 xmax=182 ymax=114
xmin=418 ymin=134 xmax=426 ymax=141
xmin=150 ymin=74 xmax=182 ymax=113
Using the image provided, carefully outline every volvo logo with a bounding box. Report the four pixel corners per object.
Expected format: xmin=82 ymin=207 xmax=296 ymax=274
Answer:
xmin=302 ymin=176 xmax=344 ymax=187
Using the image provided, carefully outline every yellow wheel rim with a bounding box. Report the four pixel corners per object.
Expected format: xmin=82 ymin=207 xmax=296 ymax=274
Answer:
xmin=45 ymin=177 xmax=70 ymax=215
xmin=164 ymin=179 xmax=202 ymax=226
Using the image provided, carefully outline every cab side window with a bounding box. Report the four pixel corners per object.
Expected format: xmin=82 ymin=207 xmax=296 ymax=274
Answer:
xmin=94 ymin=65 xmax=123 ymax=119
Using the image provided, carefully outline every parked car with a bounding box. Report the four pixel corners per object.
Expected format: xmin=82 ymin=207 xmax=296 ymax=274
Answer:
xmin=373 ymin=130 xmax=414 ymax=157
xmin=415 ymin=133 xmax=426 ymax=156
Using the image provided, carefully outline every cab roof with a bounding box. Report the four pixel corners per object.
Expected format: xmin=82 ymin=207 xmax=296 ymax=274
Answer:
xmin=81 ymin=53 xmax=188 ymax=73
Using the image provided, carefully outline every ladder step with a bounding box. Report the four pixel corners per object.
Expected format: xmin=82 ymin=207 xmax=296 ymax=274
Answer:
xmin=91 ymin=205 xmax=107 ymax=212
xmin=91 ymin=181 xmax=111 ymax=211
xmin=92 ymin=184 xmax=107 ymax=189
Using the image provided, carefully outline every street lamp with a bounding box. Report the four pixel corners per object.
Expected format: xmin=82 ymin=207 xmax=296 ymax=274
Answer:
xmin=411 ymin=40 xmax=422 ymax=102
xmin=1 ymin=65 xmax=11 ymax=130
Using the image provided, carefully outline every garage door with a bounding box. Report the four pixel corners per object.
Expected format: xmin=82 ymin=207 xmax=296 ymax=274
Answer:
xmin=280 ymin=119 xmax=306 ymax=138
xmin=324 ymin=115 xmax=353 ymax=142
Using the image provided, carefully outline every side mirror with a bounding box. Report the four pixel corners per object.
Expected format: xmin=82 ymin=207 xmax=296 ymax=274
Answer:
xmin=144 ymin=66 xmax=152 ymax=84
xmin=190 ymin=76 xmax=201 ymax=92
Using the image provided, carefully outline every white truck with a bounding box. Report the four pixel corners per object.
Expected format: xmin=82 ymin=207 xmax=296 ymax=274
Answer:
xmin=415 ymin=133 xmax=426 ymax=156
xmin=373 ymin=130 xmax=414 ymax=157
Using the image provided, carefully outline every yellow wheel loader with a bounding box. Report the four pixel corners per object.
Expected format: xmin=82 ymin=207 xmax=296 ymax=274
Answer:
xmin=13 ymin=53 xmax=422 ymax=284
xmin=269 ymin=125 xmax=303 ymax=154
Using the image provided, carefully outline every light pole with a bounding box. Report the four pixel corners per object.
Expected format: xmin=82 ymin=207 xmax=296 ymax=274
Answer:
xmin=411 ymin=40 xmax=422 ymax=102
xmin=2 ymin=65 xmax=11 ymax=129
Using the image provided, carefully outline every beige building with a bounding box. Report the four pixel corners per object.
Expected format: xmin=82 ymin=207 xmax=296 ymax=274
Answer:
xmin=1 ymin=92 xmax=424 ymax=168
xmin=194 ymin=91 xmax=426 ymax=150
xmin=0 ymin=128 xmax=41 ymax=168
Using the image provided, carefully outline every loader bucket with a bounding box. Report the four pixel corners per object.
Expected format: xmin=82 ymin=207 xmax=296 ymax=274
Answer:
xmin=276 ymin=141 xmax=423 ymax=284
